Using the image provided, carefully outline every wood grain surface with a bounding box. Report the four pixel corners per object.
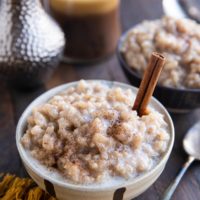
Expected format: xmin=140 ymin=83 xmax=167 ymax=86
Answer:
xmin=0 ymin=0 xmax=200 ymax=199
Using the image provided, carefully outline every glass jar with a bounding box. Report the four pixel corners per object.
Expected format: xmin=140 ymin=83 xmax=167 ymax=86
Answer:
xmin=45 ymin=0 xmax=121 ymax=63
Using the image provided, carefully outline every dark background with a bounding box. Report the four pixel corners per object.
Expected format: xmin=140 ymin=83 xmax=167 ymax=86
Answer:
xmin=0 ymin=0 xmax=200 ymax=199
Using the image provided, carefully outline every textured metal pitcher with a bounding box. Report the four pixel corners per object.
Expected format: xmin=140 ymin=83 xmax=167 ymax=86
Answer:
xmin=0 ymin=0 xmax=65 ymax=88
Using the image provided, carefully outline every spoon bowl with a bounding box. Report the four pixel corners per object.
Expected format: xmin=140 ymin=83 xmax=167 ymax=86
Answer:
xmin=183 ymin=121 xmax=200 ymax=160
xmin=162 ymin=121 xmax=200 ymax=200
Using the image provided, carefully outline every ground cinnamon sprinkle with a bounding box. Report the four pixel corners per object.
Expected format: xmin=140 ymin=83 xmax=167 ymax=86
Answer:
xmin=21 ymin=80 xmax=170 ymax=184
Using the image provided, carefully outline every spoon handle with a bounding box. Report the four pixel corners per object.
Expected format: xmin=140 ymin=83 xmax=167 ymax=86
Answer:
xmin=161 ymin=156 xmax=195 ymax=200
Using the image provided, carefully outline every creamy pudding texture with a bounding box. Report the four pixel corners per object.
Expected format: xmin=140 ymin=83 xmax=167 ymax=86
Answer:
xmin=49 ymin=0 xmax=121 ymax=60
xmin=121 ymin=16 xmax=200 ymax=89
xmin=21 ymin=80 xmax=170 ymax=184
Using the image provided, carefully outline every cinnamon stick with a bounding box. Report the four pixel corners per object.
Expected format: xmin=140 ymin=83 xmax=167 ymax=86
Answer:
xmin=133 ymin=52 xmax=166 ymax=116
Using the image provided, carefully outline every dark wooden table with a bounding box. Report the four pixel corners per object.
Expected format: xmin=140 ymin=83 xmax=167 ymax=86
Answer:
xmin=0 ymin=0 xmax=200 ymax=199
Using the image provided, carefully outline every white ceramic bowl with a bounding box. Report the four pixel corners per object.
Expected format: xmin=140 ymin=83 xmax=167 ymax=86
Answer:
xmin=16 ymin=80 xmax=174 ymax=200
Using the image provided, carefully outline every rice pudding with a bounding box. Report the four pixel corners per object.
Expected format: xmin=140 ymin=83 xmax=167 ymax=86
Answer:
xmin=121 ymin=16 xmax=200 ymax=89
xmin=21 ymin=80 xmax=170 ymax=185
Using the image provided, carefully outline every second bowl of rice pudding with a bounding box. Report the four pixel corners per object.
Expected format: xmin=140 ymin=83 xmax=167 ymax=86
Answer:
xmin=118 ymin=16 xmax=200 ymax=112
xmin=16 ymin=80 xmax=174 ymax=200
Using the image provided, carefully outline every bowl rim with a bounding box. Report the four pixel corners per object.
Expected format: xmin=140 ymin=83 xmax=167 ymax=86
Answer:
xmin=16 ymin=80 xmax=174 ymax=192
xmin=117 ymin=26 xmax=200 ymax=93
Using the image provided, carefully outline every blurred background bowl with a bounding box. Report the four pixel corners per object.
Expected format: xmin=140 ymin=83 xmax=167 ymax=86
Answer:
xmin=117 ymin=31 xmax=200 ymax=113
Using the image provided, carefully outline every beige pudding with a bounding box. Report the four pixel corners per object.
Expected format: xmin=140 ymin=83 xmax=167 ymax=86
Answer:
xmin=21 ymin=80 xmax=170 ymax=185
xmin=121 ymin=16 xmax=200 ymax=89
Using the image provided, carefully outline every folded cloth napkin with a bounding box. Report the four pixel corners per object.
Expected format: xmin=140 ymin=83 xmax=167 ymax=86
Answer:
xmin=0 ymin=174 xmax=56 ymax=200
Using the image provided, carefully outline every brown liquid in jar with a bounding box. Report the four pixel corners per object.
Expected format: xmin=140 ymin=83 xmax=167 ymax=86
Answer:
xmin=49 ymin=0 xmax=121 ymax=61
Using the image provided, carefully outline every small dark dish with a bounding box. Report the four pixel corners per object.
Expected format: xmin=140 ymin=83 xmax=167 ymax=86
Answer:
xmin=117 ymin=31 xmax=200 ymax=113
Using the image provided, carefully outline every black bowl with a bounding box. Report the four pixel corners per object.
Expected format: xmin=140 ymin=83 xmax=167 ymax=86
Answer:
xmin=117 ymin=31 xmax=200 ymax=113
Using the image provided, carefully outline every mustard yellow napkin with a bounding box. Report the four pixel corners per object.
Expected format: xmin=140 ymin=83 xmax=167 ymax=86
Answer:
xmin=0 ymin=174 xmax=56 ymax=200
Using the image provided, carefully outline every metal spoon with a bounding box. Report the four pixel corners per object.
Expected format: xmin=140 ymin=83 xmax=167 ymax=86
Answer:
xmin=162 ymin=121 xmax=200 ymax=200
